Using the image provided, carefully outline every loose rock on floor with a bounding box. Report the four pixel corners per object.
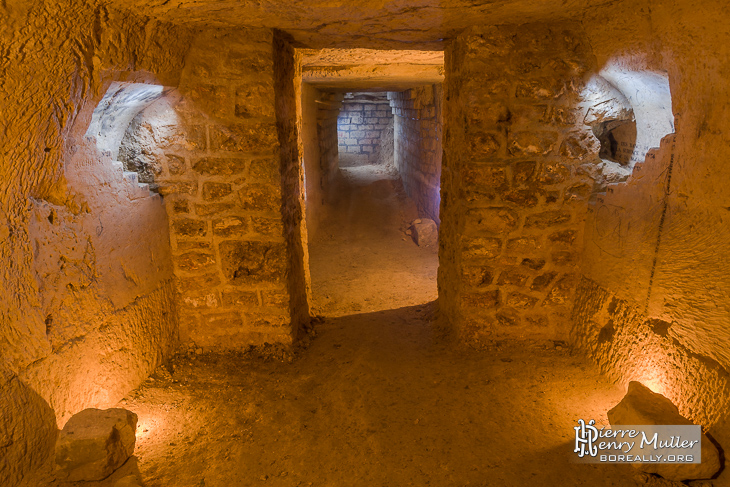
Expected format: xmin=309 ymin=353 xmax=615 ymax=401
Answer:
xmin=55 ymin=408 xmax=138 ymax=482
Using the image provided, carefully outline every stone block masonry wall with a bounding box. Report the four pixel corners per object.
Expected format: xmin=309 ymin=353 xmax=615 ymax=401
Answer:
xmin=273 ymin=31 xmax=312 ymax=342
xmin=316 ymin=92 xmax=344 ymax=198
xmin=337 ymin=93 xmax=393 ymax=165
xmin=121 ymin=29 xmax=299 ymax=349
xmin=441 ymin=23 xmax=598 ymax=345
xmin=388 ymin=85 xmax=443 ymax=224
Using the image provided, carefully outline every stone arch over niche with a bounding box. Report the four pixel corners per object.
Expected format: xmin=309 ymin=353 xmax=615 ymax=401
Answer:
xmin=576 ymin=63 xmax=677 ymax=301
xmin=86 ymin=82 xmax=167 ymax=160
xmin=579 ymin=64 xmax=675 ymax=186
xmin=25 ymin=77 xmax=178 ymax=429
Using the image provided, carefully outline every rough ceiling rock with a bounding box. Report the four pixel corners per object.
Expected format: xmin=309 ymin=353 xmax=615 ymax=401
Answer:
xmin=301 ymin=48 xmax=443 ymax=66
xmin=302 ymin=64 xmax=444 ymax=91
xmin=302 ymin=49 xmax=444 ymax=91
xmin=112 ymin=0 xmax=621 ymax=49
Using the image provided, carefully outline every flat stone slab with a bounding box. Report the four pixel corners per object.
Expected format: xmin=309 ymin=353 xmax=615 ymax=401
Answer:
xmin=411 ymin=218 xmax=438 ymax=248
xmin=55 ymin=408 xmax=138 ymax=481
xmin=608 ymin=382 xmax=720 ymax=481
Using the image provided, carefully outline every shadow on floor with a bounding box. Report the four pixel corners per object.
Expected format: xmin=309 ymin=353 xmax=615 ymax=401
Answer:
xmin=101 ymin=303 xmax=640 ymax=487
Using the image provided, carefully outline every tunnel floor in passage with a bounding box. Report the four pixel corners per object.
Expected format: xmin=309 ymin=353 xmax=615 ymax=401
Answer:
xmin=307 ymin=162 xmax=438 ymax=317
xmin=47 ymin=319 xmax=643 ymax=487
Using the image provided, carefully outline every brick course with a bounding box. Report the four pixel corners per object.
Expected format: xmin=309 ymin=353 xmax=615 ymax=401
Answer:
xmin=388 ymin=86 xmax=443 ymax=223
xmin=337 ymin=93 xmax=392 ymax=164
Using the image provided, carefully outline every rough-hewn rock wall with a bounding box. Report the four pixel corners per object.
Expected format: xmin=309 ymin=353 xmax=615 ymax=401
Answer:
xmin=440 ymin=23 xmax=597 ymax=344
xmin=301 ymin=84 xmax=327 ymax=240
xmin=315 ymin=92 xmax=343 ymax=201
xmin=389 ymin=86 xmax=443 ymax=224
xmin=337 ymin=93 xmax=392 ymax=165
xmin=273 ymin=31 xmax=312 ymax=342
xmin=116 ymin=0 xmax=635 ymax=50
xmin=0 ymin=2 xmax=192 ymax=484
xmin=571 ymin=0 xmax=730 ymax=449
xmin=0 ymin=370 xmax=58 ymax=486
xmin=2 ymin=0 xmax=730 ymax=482
xmin=572 ymin=275 xmax=730 ymax=432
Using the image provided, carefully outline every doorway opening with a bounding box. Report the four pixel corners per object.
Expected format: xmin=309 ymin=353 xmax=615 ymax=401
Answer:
xmin=299 ymin=49 xmax=444 ymax=317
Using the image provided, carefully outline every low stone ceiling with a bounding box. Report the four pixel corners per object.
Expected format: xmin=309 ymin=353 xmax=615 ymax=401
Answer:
xmin=301 ymin=49 xmax=444 ymax=91
xmin=301 ymin=49 xmax=443 ymax=66
xmin=113 ymin=0 xmax=622 ymax=49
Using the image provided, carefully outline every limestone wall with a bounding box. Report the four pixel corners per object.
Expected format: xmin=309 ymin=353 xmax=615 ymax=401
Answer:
xmin=570 ymin=0 xmax=730 ymax=447
xmin=273 ymin=31 xmax=312 ymax=343
xmin=4 ymin=0 xmax=730 ymax=483
xmin=117 ymin=29 xmax=312 ymax=350
xmin=301 ymin=84 xmax=325 ymax=239
xmin=316 ymin=92 xmax=343 ymax=201
xmin=337 ymin=93 xmax=392 ymax=165
xmin=302 ymin=87 xmax=343 ymax=240
xmin=440 ymin=23 xmax=597 ymax=344
xmin=389 ymin=86 xmax=443 ymax=224
xmin=0 ymin=2 xmax=192 ymax=484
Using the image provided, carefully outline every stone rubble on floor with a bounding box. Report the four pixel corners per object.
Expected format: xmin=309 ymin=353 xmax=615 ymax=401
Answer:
xmin=55 ymin=408 xmax=138 ymax=481
xmin=608 ymin=382 xmax=720 ymax=482
xmin=411 ymin=218 xmax=438 ymax=248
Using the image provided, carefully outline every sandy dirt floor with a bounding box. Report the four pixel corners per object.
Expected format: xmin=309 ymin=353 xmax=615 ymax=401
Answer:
xmin=307 ymin=163 xmax=438 ymax=317
xmin=43 ymin=163 xmax=656 ymax=487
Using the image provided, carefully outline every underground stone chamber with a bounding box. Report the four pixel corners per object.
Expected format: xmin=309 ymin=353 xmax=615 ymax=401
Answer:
xmin=298 ymin=49 xmax=445 ymax=317
xmin=3 ymin=3 xmax=730 ymax=486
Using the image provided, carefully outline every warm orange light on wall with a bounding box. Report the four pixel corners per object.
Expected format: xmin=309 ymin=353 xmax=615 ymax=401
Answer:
xmin=641 ymin=377 xmax=664 ymax=395
xmin=629 ymin=362 xmax=667 ymax=395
